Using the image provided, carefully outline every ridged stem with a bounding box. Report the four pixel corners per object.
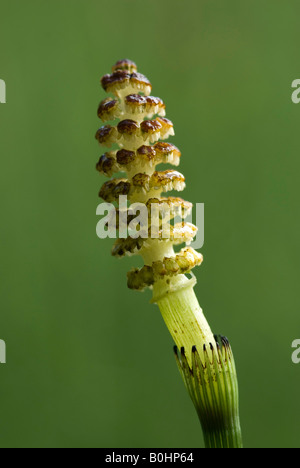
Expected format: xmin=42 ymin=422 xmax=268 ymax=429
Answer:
xmin=154 ymin=280 xmax=214 ymax=366
xmin=154 ymin=281 xmax=243 ymax=449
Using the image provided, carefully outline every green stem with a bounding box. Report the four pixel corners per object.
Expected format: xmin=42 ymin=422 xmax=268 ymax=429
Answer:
xmin=153 ymin=278 xmax=243 ymax=449
xmin=153 ymin=279 xmax=214 ymax=366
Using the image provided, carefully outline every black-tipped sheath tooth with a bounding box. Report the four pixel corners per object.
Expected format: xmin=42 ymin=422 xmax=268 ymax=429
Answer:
xmin=221 ymin=335 xmax=230 ymax=347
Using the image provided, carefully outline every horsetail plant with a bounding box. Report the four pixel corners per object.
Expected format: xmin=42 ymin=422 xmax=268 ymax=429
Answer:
xmin=95 ymin=59 xmax=243 ymax=449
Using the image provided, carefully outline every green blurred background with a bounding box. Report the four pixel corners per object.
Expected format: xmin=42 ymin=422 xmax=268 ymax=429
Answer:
xmin=0 ymin=0 xmax=299 ymax=448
